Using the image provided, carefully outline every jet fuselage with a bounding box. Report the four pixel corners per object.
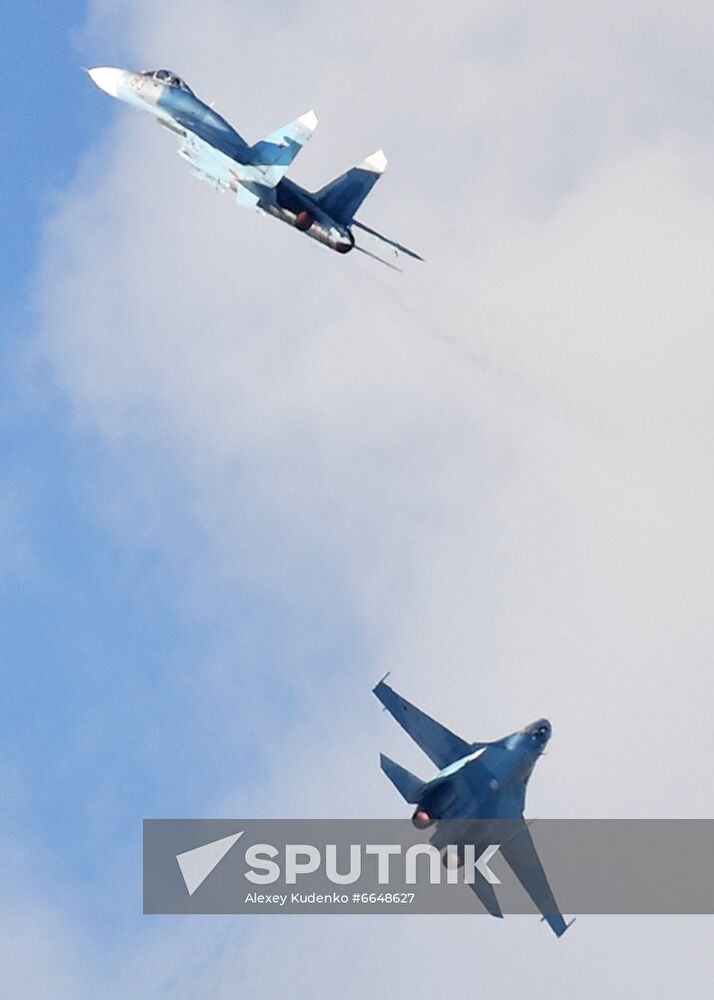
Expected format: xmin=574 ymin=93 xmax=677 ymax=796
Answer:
xmin=88 ymin=67 xmax=356 ymax=253
xmin=417 ymin=719 xmax=552 ymax=823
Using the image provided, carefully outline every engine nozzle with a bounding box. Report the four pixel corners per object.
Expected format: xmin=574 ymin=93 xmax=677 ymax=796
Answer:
xmin=411 ymin=809 xmax=433 ymax=829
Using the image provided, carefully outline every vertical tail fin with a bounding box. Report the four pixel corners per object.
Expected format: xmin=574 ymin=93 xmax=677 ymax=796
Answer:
xmin=313 ymin=150 xmax=387 ymax=224
xmin=245 ymin=110 xmax=318 ymax=188
xmin=379 ymin=753 xmax=425 ymax=803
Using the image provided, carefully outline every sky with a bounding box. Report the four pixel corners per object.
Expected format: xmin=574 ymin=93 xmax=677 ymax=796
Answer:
xmin=3 ymin=0 xmax=714 ymax=995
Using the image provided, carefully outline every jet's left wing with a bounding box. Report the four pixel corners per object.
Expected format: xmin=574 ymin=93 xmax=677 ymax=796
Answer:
xmin=498 ymin=820 xmax=573 ymax=938
xmin=373 ymin=680 xmax=473 ymax=769
xmin=170 ymin=126 xmax=238 ymax=192
xmin=243 ymin=111 xmax=318 ymax=188
xmin=168 ymin=128 xmax=273 ymax=210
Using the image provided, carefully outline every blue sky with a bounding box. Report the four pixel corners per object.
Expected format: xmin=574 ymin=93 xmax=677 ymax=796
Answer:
xmin=2 ymin=0 xmax=199 ymax=914
xmin=2 ymin=10 xmax=372 ymax=968
xmin=5 ymin=1 xmax=714 ymax=996
xmin=2 ymin=3 xmax=101 ymax=293
xmin=1 ymin=0 xmax=305 ymax=942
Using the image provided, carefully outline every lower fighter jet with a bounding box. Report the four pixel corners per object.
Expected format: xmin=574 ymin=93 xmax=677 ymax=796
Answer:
xmin=87 ymin=67 xmax=422 ymax=268
xmin=374 ymin=678 xmax=574 ymax=937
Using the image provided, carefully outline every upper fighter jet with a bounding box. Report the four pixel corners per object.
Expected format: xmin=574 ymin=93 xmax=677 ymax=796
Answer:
xmin=87 ymin=67 xmax=422 ymax=267
xmin=374 ymin=678 xmax=574 ymax=937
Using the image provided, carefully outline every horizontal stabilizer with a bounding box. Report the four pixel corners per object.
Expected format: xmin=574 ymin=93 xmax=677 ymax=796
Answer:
xmin=469 ymin=876 xmax=504 ymax=919
xmin=374 ymin=680 xmax=472 ymax=769
xmin=313 ymin=150 xmax=387 ymax=224
xmin=354 ymin=244 xmax=403 ymax=271
xmin=245 ymin=110 xmax=318 ymax=188
xmin=379 ymin=754 xmax=424 ymax=803
xmin=352 ymin=219 xmax=423 ymax=261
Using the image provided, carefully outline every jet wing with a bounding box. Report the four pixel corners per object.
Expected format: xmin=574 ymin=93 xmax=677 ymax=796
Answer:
xmin=430 ymin=792 xmax=571 ymax=935
xmin=373 ymin=680 xmax=472 ymax=769
xmin=498 ymin=820 xmax=572 ymax=938
xmin=166 ymin=126 xmax=238 ymax=192
xmin=165 ymin=128 xmax=271 ymax=210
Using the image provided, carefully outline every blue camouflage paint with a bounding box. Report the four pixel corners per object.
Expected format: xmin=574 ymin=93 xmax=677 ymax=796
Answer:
xmin=156 ymin=81 xmax=248 ymax=160
xmin=374 ymin=680 xmax=573 ymax=937
xmin=87 ymin=67 xmax=422 ymax=262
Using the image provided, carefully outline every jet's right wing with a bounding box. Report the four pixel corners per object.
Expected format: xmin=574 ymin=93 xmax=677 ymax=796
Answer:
xmin=373 ymin=680 xmax=473 ymax=769
xmin=169 ymin=126 xmax=242 ymax=194
xmin=498 ymin=820 xmax=573 ymax=938
xmin=167 ymin=125 xmax=286 ymax=210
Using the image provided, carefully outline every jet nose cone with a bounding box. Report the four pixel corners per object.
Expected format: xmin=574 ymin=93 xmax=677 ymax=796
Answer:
xmin=533 ymin=719 xmax=553 ymax=744
xmin=528 ymin=718 xmax=552 ymax=743
xmin=88 ymin=66 xmax=125 ymax=98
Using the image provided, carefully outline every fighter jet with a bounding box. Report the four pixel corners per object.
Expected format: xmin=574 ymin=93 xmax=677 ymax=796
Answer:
xmin=374 ymin=678 xmax=574 ymax=937
xmin=87 ymin=67 xmax=422 ymax=267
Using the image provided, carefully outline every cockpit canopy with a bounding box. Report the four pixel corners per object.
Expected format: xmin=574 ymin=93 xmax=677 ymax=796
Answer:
xmin=142 ymin=69 xmax=194 ymax=94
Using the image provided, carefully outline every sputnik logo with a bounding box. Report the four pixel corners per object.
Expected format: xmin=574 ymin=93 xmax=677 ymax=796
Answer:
xmin=176 ymin=831 xmax=244 ymax=896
